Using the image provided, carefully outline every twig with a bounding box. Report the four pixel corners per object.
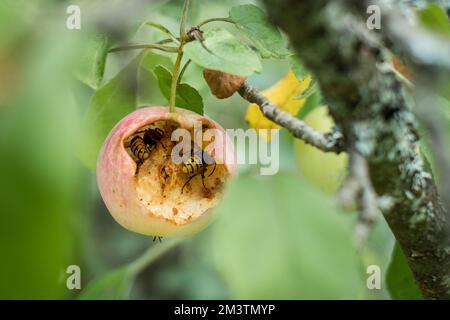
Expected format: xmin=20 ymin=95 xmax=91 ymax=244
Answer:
xmin=188 ymin=27 xmax=216 ymax=55
xmin=179 ymin=0 xmax=190 ymax=38
xmin=156 ymin=38 xmax=176 ymax=45
xmin=169 ymin=0 xmax=190 ymax=113
xmin=197 ymin=17 xmax=234 ymax=28
xmin=336 ymin=149 xmax=382 ymax=248
xmin=109 ymin=43 xmax=178 ymax=53
xmin=238 ymin=82 xmax=344 ymax=153
xmin=111 ymin=11 xmax=222 ymax=57
xmin=177 ymin=59 xmax=192 ymax=87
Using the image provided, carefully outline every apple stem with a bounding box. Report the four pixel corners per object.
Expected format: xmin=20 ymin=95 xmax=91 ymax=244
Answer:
xmin=128 ymin=238 xmax=182 ymax=275
xmin=170 ymin=43 xmax=185 ymax=113
xmin=170 ymin=0 xmax=190 ymax=113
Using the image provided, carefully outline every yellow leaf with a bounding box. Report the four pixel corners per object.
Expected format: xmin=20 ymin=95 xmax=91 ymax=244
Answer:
xmin=245 ymin=70 xmax=312 ymax=140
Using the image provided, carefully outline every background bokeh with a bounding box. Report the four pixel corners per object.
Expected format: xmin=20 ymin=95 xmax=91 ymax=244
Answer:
xmin=0 ymin=0 xmax=398 ymax=299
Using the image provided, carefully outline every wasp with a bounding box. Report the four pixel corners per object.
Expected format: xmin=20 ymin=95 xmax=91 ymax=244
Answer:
xmin=135 ymin=126 xmax=166 ymax=151
xmin=181 ymin=146 xmax=216 ymax=194
xmin=128 ymin=126 xmax=166 ymax=164
xmin=143 ymin=127 xmax=166 ymax=150
xmin=130 ymin=135 xmax=151 ymax=163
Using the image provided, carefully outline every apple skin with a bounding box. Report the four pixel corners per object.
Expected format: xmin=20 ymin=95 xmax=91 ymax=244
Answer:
xmin=96 ymin=107 xmax=236 ymax=237
xmin=294 ymin=106 xmax=348 ymax=194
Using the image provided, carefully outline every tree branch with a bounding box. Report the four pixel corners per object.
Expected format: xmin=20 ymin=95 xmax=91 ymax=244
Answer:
xmin=336 ymin=148 xmax=391 ymax=248
xmin=238 ymin=82 xmax=344 ymax=153
xmin=353 ymin=0 xmax=450 ymax=70
xmin=263 ymin=0 xmax=450 ymax=299
xmin=353 ymin=0 xmax=450 ymax=216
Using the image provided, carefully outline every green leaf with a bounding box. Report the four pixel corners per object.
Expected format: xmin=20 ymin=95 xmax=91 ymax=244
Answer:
xmin=77 ymin=54 xmax=141 ymax=170
xmin=137 ymin=51 xmax=173 ymax=106
xmin=212 ymin=173 xmax=366 ymax=299
xmin=229 ymin=4 xmax=291 ymax=59
xmin=418 ymin=4 xmax=450 ymax=35
xmin=184 ymin=28 xmax=261 ymax=76
xmin=78 ymin=267 xmax=134 ymax=300
xmin=386 ymin=242 xmax=423 ymax=300
xmin=153 ymin=65 xmax=204 ymax=115
xmin=75 ymin=34 xmax=110 ymax=89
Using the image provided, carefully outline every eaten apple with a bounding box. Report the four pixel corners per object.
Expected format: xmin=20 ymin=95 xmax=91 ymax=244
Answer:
xmin=97 ymin=107 xmax=236 ymax=237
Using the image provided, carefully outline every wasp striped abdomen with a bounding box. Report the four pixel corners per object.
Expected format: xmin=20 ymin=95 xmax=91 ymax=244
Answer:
xmin=181 ymin=151 xmax=216 ymax=194
xmin=130 ymin=136 xmax=151 ymax=162
xmin=182 ymin=154 xmax=203 ymax=176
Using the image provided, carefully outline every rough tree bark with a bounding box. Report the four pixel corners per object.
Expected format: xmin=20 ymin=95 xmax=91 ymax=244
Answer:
xmin=262 ymin=0 xmax=450 ymax=299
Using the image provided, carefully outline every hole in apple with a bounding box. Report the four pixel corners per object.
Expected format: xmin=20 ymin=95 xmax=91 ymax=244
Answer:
xmin=122 ymin=119 xmax=230 ymax=225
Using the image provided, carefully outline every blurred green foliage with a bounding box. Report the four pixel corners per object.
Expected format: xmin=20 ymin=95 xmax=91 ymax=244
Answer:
xmin=78 ymin=267 xmax=133 ymax=300
xmin=74 ymin=34 xmax=110 ymax=90
xmin=418 ymin=3 xmax=450 ymax=35
xmin=0 ymin=1 xmax=84 ymax=298
xmin=78 ymin=54 xmax=142 ymax=170
xmin=212 ymin=173 xmax=366 ymax=299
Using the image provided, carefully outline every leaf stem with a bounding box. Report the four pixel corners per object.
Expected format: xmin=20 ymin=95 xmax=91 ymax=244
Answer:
xmin=128 ymin=238 xmax=182 ymax=275
xmin=170 ymin=43 xmax=185 ymax=113
xmin=109 ymin=44 xmax=178 ymax=53
xmin=180 ymin=0 xmax=190 ymax=37
xmin=177 ymin=59 xmax=192 ymax=87
xmin=146 ymin=22 xmax=180 ymax=45
xmin=157 ymin=38 xmax=176 ymax=45
xmin=197 ymin=17 xmax=234 ymax=28
xmin=170 ymin=0 xmax=190 ymax=113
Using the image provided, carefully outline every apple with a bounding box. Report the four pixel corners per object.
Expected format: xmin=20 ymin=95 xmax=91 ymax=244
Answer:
xmin=97 ymin=107 xmax=236 ymax=237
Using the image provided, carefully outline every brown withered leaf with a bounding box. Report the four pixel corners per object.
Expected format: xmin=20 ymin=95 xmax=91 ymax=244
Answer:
xmin=203 ymin=69 xmax=247 ymax=99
